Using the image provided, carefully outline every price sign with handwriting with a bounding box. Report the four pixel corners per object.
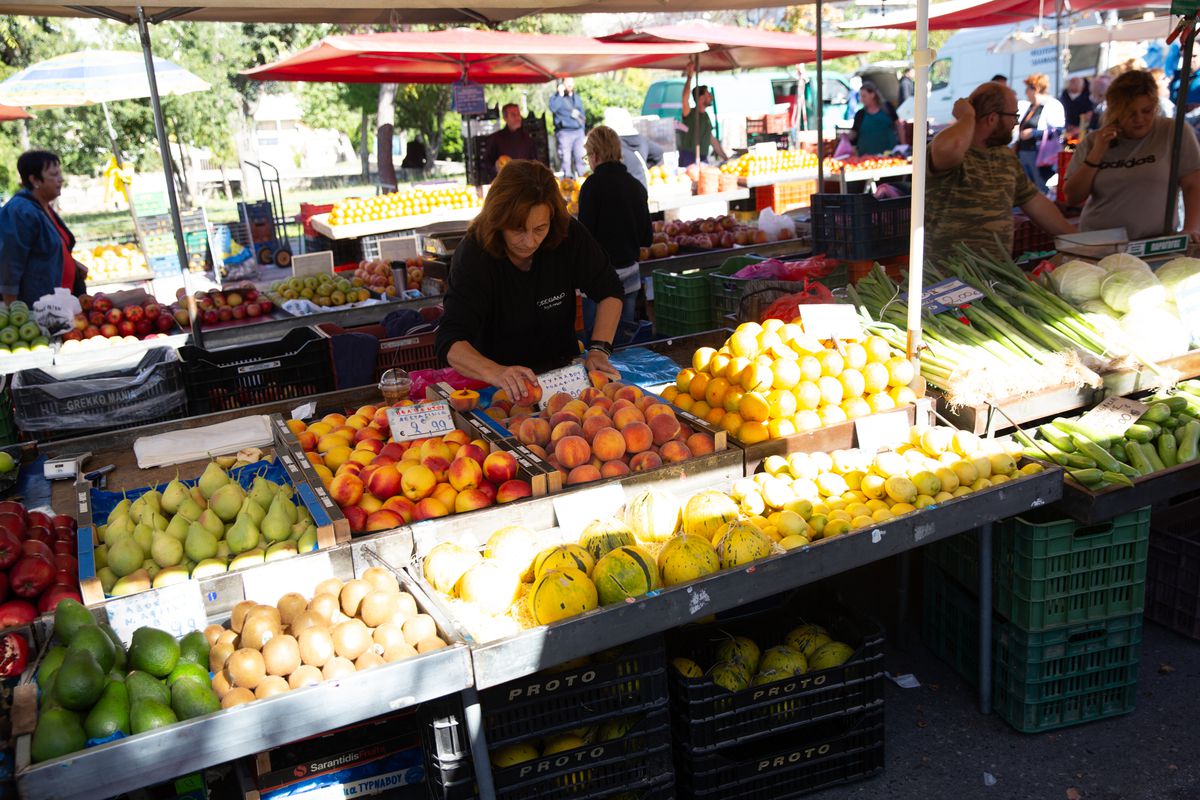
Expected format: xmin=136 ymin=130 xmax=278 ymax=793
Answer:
xmin=536 ymin=364 xmax=591 ymax=408
xmin=553 ymin=483 xmax=625 ymax=539
xmin=798 ymin=304 xmax=863 ymax=340
xmin=387 ymin=401 xmax=456 ymax=442
xmin=106 ymin=580 xmax=208 ymax=647
xmin=243 ymin=552 xmax=333 ymax=608
xmin=854 ymin=409 xmax=911 ymax=453
xmin=907 ymin=277 xmax=985 ymax=314
xmin=1077 ymin=396 xmax=1148 ymax=437
xmin=290 ymin=251 xmax=334 ymax=279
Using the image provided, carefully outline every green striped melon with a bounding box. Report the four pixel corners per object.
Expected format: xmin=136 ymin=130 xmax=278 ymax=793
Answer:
xmin=707 ymin=660 xmax=750 ymax=693
xmin=532 ymin=544 xmax=595 ymax=579
xmin=682 ymin=490 xmax=740 ymax=541
xmin=578 ymin=518 xmax=637 ymax=563
xmin=591 ymin=545 xmax=660 ymax=605
xmin=713 ymin=521 xmax=773 ymax=569
xmin=656 ymin=533 xmax=721 ymax=587
xmin=623 ymin=489 xmax=681 ymax=542
xmin=527 ymin=568 xmax=598 ymax=626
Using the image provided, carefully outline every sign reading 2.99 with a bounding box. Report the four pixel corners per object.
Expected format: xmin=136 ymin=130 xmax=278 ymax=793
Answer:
xmin=387 ymin=401 xmax=456 ymax=442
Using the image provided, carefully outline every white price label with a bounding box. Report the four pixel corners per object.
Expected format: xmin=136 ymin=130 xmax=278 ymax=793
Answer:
xmin=377 ymin=236 xmax=421 ymax=262
xmin=1175 ymin=279 xmax=1200 ymax=342
xmin=387 ymin=401 xmax=456 ymax=442
xmin=1077 ymin=396 xmax=1149 ymax=437
xmin=105 ymin=580 xmax=208 ymax=647
xmin=536 ymin=364 xmax=592 ymax=408
xmin=798 ymin=304 xmax=863 ymax=340
xmin=290 ymin=251 xmax=334 ymax=278
xmin=854 ymin=409 xmax=912 ymax=453
xmin=242 ymin=552 xmax=333 ymax=608
xmin=553 ymin=483 xmax=626 ymax=539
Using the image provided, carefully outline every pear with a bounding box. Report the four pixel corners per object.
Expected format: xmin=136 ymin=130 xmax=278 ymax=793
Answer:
xmin=229 ymin=549 xmax=265 ymax=571
xmin=257 ymin=535 xmax=268 ymax=551
xmin=198 ymin=462 xmax=230 ymax=500
xmin=152 ymin=565 xmax=190 ymax=588
xmin=140 ymin=490 xmax=162 ymax=517
xmin=98 ymin=567 xmax=117 ymax=593
xmin=129 ymin=496 xmax=147 ymax=524
xmin=276 ymin=484 xmax=295 ymax=504
xmin=296 ymin=506 xmax=313 ymax=526
xmin=108 ymin=497 xmax=132 ymax=523
xmin=297 ymin=527 xmax=318 ymax=553
xmin=161 ymin=478 xmax=190 ymax=515
xmin=176 ymin=496 xmax=203 ymax=523
xmin=216 ymin=541 xmax=232 ymax=560
xmin=265 ymin=541 xmax=297 ymax=562
xmin=239 ymin=498 xmax=266 ymax=526
xmin=148 ymin=511 xmax=169 ymax=532
xmin=262 ymin=494 xmax=292 ymax=543
xmin=164 ymin=514 xmax=190 ymax=543
xmin=290 ymin=521 xmax=307 ymax=540
xmin=210 ymin=482 xmax=246 ymax=524
xmin=184 ymin=524 xmax=219 ymax=563
xmin=104 ymin=514 xmax=133 ymax=546
xmin=249 ymin=476 xmax=276 ymax=509
xmin=189 ymin=486 xmax=207 ymax=509
xmin=197 ymin=509 xmax=224 ymax=536
xmin=108 ymin=537 xmax=145 ymax=578
xmin=111 ymin=569 xmax=151 ymax=597
xmin=143 ymin=561 xmax=160 ymax=580
xmin=93 ymin=544 xmax=108 ymax=570
xmin=151 ymin=531 xmax=184 ymax=569
xmin=191 ymin=558 xmax=227 ymax=579
xmin=225 ymin=515 xmax=260 ymax=555
xmin=132 ymin=523 xmax=153 ymax=555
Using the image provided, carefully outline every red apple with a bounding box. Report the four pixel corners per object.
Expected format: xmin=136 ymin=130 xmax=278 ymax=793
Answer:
xmin=143 ymin=302 xmax=160 ymax=318
xmin=217 ymin=307 xmax=233 ymax=322
xmin=258 ymin=300 xmax=274 ymax=315
xmin=230 ymin=305 xmax=246 ymax=320
xmin=117 ymin=320 xmax=136 ymax=337
xmin=88 ymin=310 xmax=106 ymax=326
xmin=92 ymin=294 xmax=112 ymax=313
xmin=0 ymin=513 xmax=25 ymax=540
xmin=0 ymin=529 xmax=20 ymax=570
xmin=79 ymin=295 xmax=93 ymax=312
xmin=0 ymin=572 xmax=6 ymax=603
xmin=244 ymin=289 xmax=259 ymax=303
xmin=105 ymin=308 xmax=123 ymax=325
xmin=9 ymin=557 xmax=54 ymax=598
xmin=52 ymin=540 xmax=73 ymax=557
xmin=246 ymin=303 xmax=262 ymax=318
xmin=0 ymin=599 xmax=35 ymax=628
xmin=134 ymin=319 xmax=152 ymax=337
xmin=51 ymin=514 xmax=75 ymax=532
xmin=27 ymin=512 xmax=50 ymax=530
xmin=54 ymin=553 xmax=77 ymax=575
xmin=21 ymin=540 xmax=53 ymax=561
xmin=26 ymin=526 xmax=53 ymax=548
xmin=62 ymin=330 xmax=83 ymax=342
xmin=73 ymin=314 xmax=88 ymax=331
xmin=124 ymin=304 xmax=144 ymax=322
xmin=202 ymin=310 xmax=218 ymax=325
xmin=84 ymin=325 xmax=101 ymax=339
xmin=100 ymin=324 xmax=119 ymax=338
xmin=38 ymin=585 xmax=81 ymax=615
xmin=156 ymin=314 xmax=174 ymax=332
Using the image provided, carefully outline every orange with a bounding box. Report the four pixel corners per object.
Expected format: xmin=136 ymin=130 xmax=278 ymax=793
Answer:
xmin=689 ymin=372 xmax=711 ymax=402
xmin=886 ymin=357 xmax=916 ymax=388
xmin=766 ymin=389 xmax=797 ymax=420
xmin=729 ymin=329 xmax=759 ymax=358
xmin=675 ymin=369 xmax=695 ymax=394
xmin=692 ymin=347 xmax=718 ymax=374
xmin=771 ymin=359 xmax=801 ymax=390
xmin=705 ymin=406 xmax=726 ymax=426
xmin=661 ymin=386 xmax=680 ymax=403
xmin=757 ymin=330 xmax=784 ymax=354
xmin=674 ymin=394 xmax=695 ymax=412
xmin=793 ymin=410 xmax=823 ymax=431
xmin=794 ymin=381 xmax=822 ymax=411
xmin=864 ymin=335 xmax=893 ymax=363
xmin=738 ymin=392 xmax=771 ymax=423
xmin=725 ymin=356 xmax=752 ymax=382
xmin=738 ymin=421 xmax=770 ymax=444
xmin=843 ymin=343 xmax=868 ymax=370
xmin=818 ymin=405 xmax=848 ymax=426
xmin=705 ymin=376 xmax=731 ymax=409
xmin=690 ymin=400 xmax=712 ymax=419
xmin=817 ymin=376 xmax=844 ymax=407
xmin=798 ymin=355 xmax=822 ymax=382
xmin=709 ymin=353 xmax=732 ymax=378
xmin=740 ymin=362 xmax=773 ymax=393
xmin=841 ymin=397 xmax=872 ymax=419
xmin=720 ymin=412 xmax=744 ymax=435
xmin=723 ymin=386 xmax=747 ymax=414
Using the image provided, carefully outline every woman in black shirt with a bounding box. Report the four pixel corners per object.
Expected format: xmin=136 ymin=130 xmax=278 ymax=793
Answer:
xmin=436 ymin=160 xmax=623 ymax=400
xmin=578 ymin=125 xmax=652 ymax=330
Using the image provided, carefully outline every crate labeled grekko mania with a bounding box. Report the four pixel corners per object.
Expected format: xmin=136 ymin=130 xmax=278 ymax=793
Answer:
xmin=668 ymin=599 xmax=884 ymax=752
xmin=675 ymin=705 xmax=884 ymax=800
xmin=1146 ymin=499 xmax=1200 ymax=640
xmin=811 ymin=193 xmax=910 ymax=261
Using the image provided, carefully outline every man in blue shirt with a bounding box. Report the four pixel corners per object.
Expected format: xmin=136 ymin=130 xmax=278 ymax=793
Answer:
xmin=549 ymin=77 xmax=586 ymax=179
xmin=0 ymin=150 xmax=81 ymax=305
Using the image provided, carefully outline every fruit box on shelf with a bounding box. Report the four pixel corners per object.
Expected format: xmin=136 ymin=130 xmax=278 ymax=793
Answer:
xmin=72 ymin=414 xmax=347 ymax=606
xmin=13 ymin=539 xmax=474 ymax=800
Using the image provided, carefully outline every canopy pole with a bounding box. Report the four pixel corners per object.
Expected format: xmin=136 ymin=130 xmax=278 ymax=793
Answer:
xmin=1054 ymin=0 xmax=1062 ymax=97
xmin=815 ymin=0 xmax=825 ymax=190
xmin=1166 ymin=23 xmax=1196 ymax=234
xmin=136 ymin=6 xmax=191 ymax=293
xmin=101 ymin=100 xmax=150 ymax=266
xmin=906 ymin=0 xmax=931 ymax=366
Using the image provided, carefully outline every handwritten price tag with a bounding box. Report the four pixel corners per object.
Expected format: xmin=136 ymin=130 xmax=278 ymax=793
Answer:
xmin=908 ymin=277 xmax=985 ymax=314
xmin=1077 ymin=396 xmax=1148 ymax=437
xmin=854 ymin=409 xmax=912 ymax=453
xmin=290 ymin=251 xmax=334 ymax=279
xmin=798 ymin=304 xmax=863 ymax=340
xmin=105 ymin=580 xmax=208 ymax=647
xmin=536 ymin=364 xmax=591 ymax=409
xmin=243 ymin=552 xmax=333 ymax=608
xmin=553 ymin=483 xmax=626 ymax=539
xmin=387 ymin=401 xmax=456 ymax=442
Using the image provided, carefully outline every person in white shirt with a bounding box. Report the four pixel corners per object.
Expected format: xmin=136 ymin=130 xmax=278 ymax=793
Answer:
xmin=1015 ymin=72 xmax=1067 ymax=194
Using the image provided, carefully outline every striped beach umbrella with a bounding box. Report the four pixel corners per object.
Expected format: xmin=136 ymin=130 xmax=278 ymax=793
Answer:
xmin=0 ymin=49 xmax=208 ymax=108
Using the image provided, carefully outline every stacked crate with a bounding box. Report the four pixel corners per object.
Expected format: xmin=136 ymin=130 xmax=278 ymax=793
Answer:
xmin=1146 ymin=498 xmax=1200 ymax=640
xmin=924 ymin=505 xmax=1150 ymax=732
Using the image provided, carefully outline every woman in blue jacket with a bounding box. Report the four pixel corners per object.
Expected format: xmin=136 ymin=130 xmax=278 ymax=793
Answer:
xmin=0 ymin=150 xmax=84 ymax=305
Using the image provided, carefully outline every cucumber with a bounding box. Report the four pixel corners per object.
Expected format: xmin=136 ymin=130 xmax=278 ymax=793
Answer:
xmin=1110 ymin=441 xmax=1128 ymax=462
xmin=1158 ymin=432 xmax=1178 ymax=468
xmin=1067 ymin=468 xmax=1104 ymax=486
xmin=1115 ymin=461 xmax=1139 ymax=478
xmin=1054 ymin=417 xmax=1120 ymax=448
xmin=1070 ymin=435 xmax=1122 ymax=473
xmin=1063 ymin=453 xmax=1098 ymax=470
xmin=1140 ymin=402 xmax=1173 ymax=423
xmin=1124 ymin=423 xmax=1155 ymax=443
xmin=1037 ymin=423 xmax=1076 ymax=453
xmin=1141 ymin=441 xmax=1166 ymax=472
xmin=1126 ymin=443 xmax=1154 ymax=476
xmin=1178 ymin=420 xmax=1200 ymax=463
xmin=1161 ymin=416 xmax=1181 ymax=430
xmin=1101 ymin=471 xmax=1135 ymax=488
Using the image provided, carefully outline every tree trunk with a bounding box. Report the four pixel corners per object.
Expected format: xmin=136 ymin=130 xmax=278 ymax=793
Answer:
xmin=359 ymin=108 xmax=370 ymax=183
xmin=219 ymin=164 xmax=233 ymax=201
xmin=377 ymin=83 xmax=398 ymax=191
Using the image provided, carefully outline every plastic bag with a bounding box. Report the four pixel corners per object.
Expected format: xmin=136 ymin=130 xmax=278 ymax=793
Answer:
xmin=758 ymin=281 xmax=837 ymax=323
xmin=756 ymin=208 xmax=796 ymax=242
xmin=733 ymin=255 xmax=839 ymax=282
xmin=834 ymin=134 xmax=854 ymax=158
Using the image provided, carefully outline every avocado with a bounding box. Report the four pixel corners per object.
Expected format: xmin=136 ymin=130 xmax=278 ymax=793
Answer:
xmin=37 ymin=646 xmax=68 ymax=686
xmin=130 ymin=699 xmax=178 ymax=734
xmin=31 ymin=708 xmax=87 ymax=763
xmin=178 ymin=630 xmax=210 ymax=667
xmin=166 ymin=661 xmax=210 ymax=688
xmin=84 ymin=681 xmax=130 ymax=740
xmin=128 ymin=627 xmax=180 ymax=678
xmin=54 ymin=649 xmax=106 ymax=711
xmin=53 ymin=599 xmax=95 ymax=647
xmin=170 ymin=678 xmax=220 ymax=720
xmin=99 ymin=624 xmax=127 ymax=671
xmin=124 ymin=669 xmax=170 ymax=707
xmin=68 ymin=625 xmax=117 ymax=674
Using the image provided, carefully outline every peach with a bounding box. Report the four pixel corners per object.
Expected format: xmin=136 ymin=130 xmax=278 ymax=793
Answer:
xmin=485 ymin=407 xmax=507 ymax=423
xmin=454 ymin=488 xmax=492 ymax=513
xmin=306 ymin=451 xmax=326 ymax=470
xmin=496 ymin=479 xmax=532 ymax=503
xmin=492 ymin=389 xmax=512 ymax=406
xmin=356 ymin=437 xmax=385 ymax=454
xmin=372 ymin=407 xmax=392 ymax=429
xmin=614 ymin=385 xmax=644 ymax=403
xmin=589 ymin=370 xmax=612 ymax=388
xmin=341 ymin=505 xmax=367 ymax=533
xmin=308 ymin=421 xmax=334 ymax=437
xmin=563 ymin=400 xmax=589 ymax=419
xmin=629 ymin=452 xmax=663 ymax=472
xmin=333 ymin=425 xmax=358 ymax=441
xmin=297 ymin=430 xmax=318 ymax=451
xmin=525 ymin=443 xmax=548 ymax=459
xmin=345 ymin=414 xmax=370 ymax=430
xmin=458 ymin=443 xmax=488 ymax=464
xmin=447 ymin=389 xmax=480 ymax=412
xmin=601 ymin=381 xmax=622 ymax=399
xmin=600 ymin=460 xmax=631 ymax=478
xmin=380 ymin=442 xmax=407 ymax=461
xmin=317 ymin=433 xmax=350 ymax=454
xmin=422 ymin=456 xmax=451 ymax=482
xmin=477 ymin=480 xmax=497 ymax=504
xmin=413 ymin=498 xmax=450 ymax=521
xmin=609 ymin=398 xmax=635 ymax=416
xmin=579 ymin=387 xmax=603 ymax=405
xmin=420 ymin=439 xmax=452 ymax=463
xmin=366 ymin=464 xmax=403 ymax=500
xmin=551 ymin=421 xmax=585 ymax=444
xmin=516 ymin=379 xmax=543 ymax=407
xmin=660 ymin=440 xmax=693 ymax=463
xmin=443 ymin=429 xmax=471 ymax=447
xmin=358 ymin=493 xmax=384 ymax=514
xmin=644 ymin=403 xmax=675 ymax=423
xmin=649 ymin=414 xmax=682 ymax=446
xmin=354 ymin=426 xmax=386 ymax=444
xmin=687 ymin=432 xmax=715 ymax=456
xmin=567 ymin=465 xmax=602 ymax=485
xmin=402 ymin=446 xmax=423 ymax=462
xmin=445 ymin=442 xmax=462 ymax=460
xmin=516 ymin=417 xmax=552 ymax=447
xmin=506 ymin=416 xmax=529 ymax=436
xmin=582 ymin=403 xmax=611 ymax=420
xmin=329 ymin=474 xmax=365 ymax=507
xmin=548 ymin=410 xmax=582 ymax=427
xmin=322 ymin=413 xmax=348 ymax=427
xmin=382 ymin=496 xmax=416 ymax=523
xmin=482 ymin=451 xmax=518 ymax=484
xmin=401 ymin=465 xmax=437 ymax=502
xmin=448 ymin=456 xmax=483 ymax=491
xmin=286 ymin=418 xmax=307 ymax=435
xmin=432 ymin=483 xmax=458 ymax=511
xmin=365 ymin=509 xmax=405 ymax=532
xmin=356 ymin=405 xmax=379 ymax=419
xmin=350 ymin=450 xmax=375 ymax=468
xmin=622 ymin=422 xmax=653 ymax=454
xmin=510 ymin=405 xmax=536 ymax=418
xmin=545 ymin=392 xmax=573 ymax=415
xmin=337 ymin=462 xmax=363 ymax=478
xmin=613 ymin=406 xmax=647 ymax=430
xmin=636 ymin=395 xmax=660 ymax=412
xmin=582 ymin=414 xmax=615 ymax=442
xmin=554 ymin=435 xmax=592 ymax=469
xmin=592 ymin=428 xmax=627 ymax=462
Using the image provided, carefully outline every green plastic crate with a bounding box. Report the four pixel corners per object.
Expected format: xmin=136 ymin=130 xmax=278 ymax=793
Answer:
xmin=0 ymin=387 xmax=16 ymax=446
xmin=922 ymin=560 xmax=981 ymax=686
xmin=652 ymin=266 xmax=722 ymax=337
xmin=992 ymin=614 xmax=1141 ymax=733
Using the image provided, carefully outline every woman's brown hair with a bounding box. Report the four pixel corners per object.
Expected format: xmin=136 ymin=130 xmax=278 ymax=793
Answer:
xmin=468 ymin=160 xmax=570 ymax=258
xmin=1024 ymin=73 xmax=1049 ymax=94
xmin=1104 ymin=69 xmax=1159 ymax=127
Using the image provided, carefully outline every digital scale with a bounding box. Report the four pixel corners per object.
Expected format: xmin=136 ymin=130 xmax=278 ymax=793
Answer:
xmin=43 ymin=452 xmax=115 ymax=484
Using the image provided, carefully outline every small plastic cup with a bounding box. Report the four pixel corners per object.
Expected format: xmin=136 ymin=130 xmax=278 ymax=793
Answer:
xmin=379 ymin=368 xmax=411 ymax=404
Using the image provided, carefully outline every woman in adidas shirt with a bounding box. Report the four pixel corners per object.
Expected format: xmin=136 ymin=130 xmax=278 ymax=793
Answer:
xmin=1063 ymin=70 xmax=1200 ymax=241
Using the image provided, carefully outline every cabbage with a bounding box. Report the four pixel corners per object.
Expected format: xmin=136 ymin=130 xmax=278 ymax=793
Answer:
xmin=1155 ymin=257 xmax=1200 ymax=302
xmin=1049 ymin=260 xmax=1105 ymax=303
xmin=1120 ymin=308 xmax=1190 ymax=361
xmin=1100 ymin=268 xmax=1165 ymax=313
xmin=1098 ymin=253 xmax=1152 ymax=274
xmin=1080 ymin=299 xmax=1120 ymax=318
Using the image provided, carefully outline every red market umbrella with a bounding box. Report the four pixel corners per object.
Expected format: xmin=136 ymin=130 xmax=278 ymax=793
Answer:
xmin=837 ymin=0 xmax=1149 ymax=31
xmin=600 ymin=21 xmax=890 ymax=70
xmin=242 ymin=28 xmax=707 ymax=84
xmin=0 ymin=103 xmax=31 ymax=121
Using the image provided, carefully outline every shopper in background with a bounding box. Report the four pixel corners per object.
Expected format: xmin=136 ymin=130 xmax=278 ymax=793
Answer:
xmin=898 ymin=68 xmax=915 ymax=105
xmin=0 ymin=149 xmax=86 ymax=305
xmin=680 ymin=63 xmax=728 ymax=166
xmin=482 ymin=103 xmax=538 ymax=183
xmin=1063 ymin=69 xmax=1200 ymax=242
xmin=991 ymin=74 xmax=1008 ymax=86
xmin=1059 ymin=76 xmax=1094 ymax=134
xmin=1015 ymin=73 xmax=1066 ymax=194
xmin=1088 ymin=75 xmax=1112 ymax=132
xmin=578 ymin=125 xmax=651 ymax=333
xmin=437 ymin=160 xmax=623 ymax=396
xmin=549 ymin=77 xmax=587 ymax=180
xmin=1151 ymin=68 xmax=1175 ymax=117
xmin=848 ymin=81 xmax=906 ymax=155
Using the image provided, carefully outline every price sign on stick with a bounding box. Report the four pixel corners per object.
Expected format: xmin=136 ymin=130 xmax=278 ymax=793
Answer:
xmin=106 ymin=580 xmax=208 ymax=647
xmin=906 ymin=277 xmax=985 ymax=314
xmin=553 ymin=483 xmax=625 ymax=539
xmin=290 ymin=251 xmax=334 ymax=279
xmin=387 ymin=401 xmax=456 ymax=442
xmin=536 ymin=364 xmax=591 ymax=409
xmin=854 ymin=409 xmax=912 ymax=453
xmin=243 ymin=552 xmax=333 ymax=608
xmin=1077 ymin=396 xmax=1149 ymax=437
xmin=798 ymin=304 xmax=863 ymax=340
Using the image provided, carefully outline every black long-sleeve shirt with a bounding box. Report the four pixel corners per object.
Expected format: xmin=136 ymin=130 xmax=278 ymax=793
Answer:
xmin=577 ymin=161 xmax=652 ymax=270
xmin=435 ymin=217 xmax=622 ymax=374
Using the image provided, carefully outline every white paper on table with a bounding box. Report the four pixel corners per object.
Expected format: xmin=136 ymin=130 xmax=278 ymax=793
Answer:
xmin=133 ymin=414 xmax=274 ymax=468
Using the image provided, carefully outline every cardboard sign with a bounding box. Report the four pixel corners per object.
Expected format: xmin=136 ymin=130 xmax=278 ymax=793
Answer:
xmin=242 ymin=552 xmax=333 ymax=608
xmin=537 ymin=364 xmax=592 ymax=408
xmin=377 ymin=236 xmax=420 ymax=263
xmin=553 ymin=483 xmax=626 ymax=539
xmin=910 ymin=277 xmax=984 ymax=314
xmin=290 ymin=251 xmax=334 ymax=278
xmin=1077 ymin=396 xmax=1149 ymax=437
xmin=387 ymin=401 xmax=456 ymax=442
xmin=106 ymin=580 xmax=208 ymax=647
xmin=798 ymin=304 xmax=862 ymax=340
xmin=854 ymin=409 xmax=912 ymax=453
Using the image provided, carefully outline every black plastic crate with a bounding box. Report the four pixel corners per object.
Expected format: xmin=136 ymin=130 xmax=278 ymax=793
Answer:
xmin=421 ymin=694 xmax=477 ymax=800
xmin=676 ymin=705 xmax=885 ymax=800
xmin=667 ymin=597 xmax=885 ymax=751
xmin=179 ymin=327 xmax=334 ymax=415
xmin=11 ymin=347 xmax=186 ymax=441
xmin=1146 ymin=499 xmax=1200 ymax=640
xmin=811 ymin=193 xmax=910 ymax=261
xmin=479 ymin=635 xmax=668 ymax=748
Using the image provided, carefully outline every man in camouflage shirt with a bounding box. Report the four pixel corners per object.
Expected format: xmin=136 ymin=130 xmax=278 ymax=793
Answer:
xmin=926 ymin=81 xmax=1074 ymax=263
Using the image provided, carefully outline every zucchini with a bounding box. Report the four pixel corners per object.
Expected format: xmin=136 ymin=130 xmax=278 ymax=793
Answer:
xmin=1110 ymin=441 xmax=1128 ymax=462
xmin=1070 ymin=435 xmax=1122 ymax=473
xmin=1054 ymin=417 xmax=1119 ymax=448
xmin=1178 ymin=420 xmax=1200 ymax=463
xmin=1115 ymin=461 xmax=1139 ymax=478
xmin=1124 ymin=423 xmax=1155 ymax=443
xmin=1161 ymin=416 xmax=1181 ymax=430
xmin=1140 ymin=402 xmax=1173 ymax=423
xmin=1063 ymin=453 xmax=1098 ymax=470
xmin=1141 ymin=441 xmax=1166 ymax=472
xmin=1067 ymin=468 xmax=1104 ymax=486
xmin=1038 ymin=424 xmax=1076 ymax=453
xmin=1158 ymin=432 xmax=1178 ymax=468
xmin=1126 ymin=443 xmax=1154 ymax=476
xmin=1101 ymin=471 xmax=1136 ymax=488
